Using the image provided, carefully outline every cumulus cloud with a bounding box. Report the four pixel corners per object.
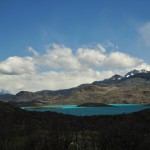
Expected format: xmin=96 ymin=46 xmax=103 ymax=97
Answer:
xmin=103 ymin=51 xmax=143 ymax=69
xmin=133 ymin=63 xmax=150 ymax=71
xmin=0 ymin=43 xmax=149 ymax=94
xmin=27 ymin=43 xmax=145 ymax=71
xmin=77 ymin=47 xmax=105 ymax=68
xmin=0 ymin=56 xmax=36 ymax=75
xmin=139 ymin=22 xmax=150 ymax=47
xmin=0 ymin=70 xmax=114 ymax=94
xmin=38 ymin=44 xmax=80 ymax=71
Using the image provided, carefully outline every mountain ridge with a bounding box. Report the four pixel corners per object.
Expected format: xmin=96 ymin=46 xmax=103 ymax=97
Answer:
xmin=0 ymin=69 xmax=150 ymax=105
xmin=0 ymin=90 xmax=11 ymax=95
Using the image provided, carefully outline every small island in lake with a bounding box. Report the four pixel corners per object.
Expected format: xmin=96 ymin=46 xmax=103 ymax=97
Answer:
xmin=77 ymin=102 xmax=114 ymax=107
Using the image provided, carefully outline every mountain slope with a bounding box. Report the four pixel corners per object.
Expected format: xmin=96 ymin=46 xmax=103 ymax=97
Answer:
xmin=92 ymin=72 xmax=150 ymax=86
xmin=125 ymin=69 xmax=150 ymax=78
xmin=0 ymin=70 xmax=150 ymax=105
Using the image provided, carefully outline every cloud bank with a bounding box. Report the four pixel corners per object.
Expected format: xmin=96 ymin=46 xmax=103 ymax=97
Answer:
xmin=0 ymin=43 xmax=150 ymax=94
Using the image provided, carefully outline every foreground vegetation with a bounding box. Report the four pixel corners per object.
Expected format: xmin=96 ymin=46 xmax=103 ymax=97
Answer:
xmin=0 ymin=101 xmax=150 ymax=150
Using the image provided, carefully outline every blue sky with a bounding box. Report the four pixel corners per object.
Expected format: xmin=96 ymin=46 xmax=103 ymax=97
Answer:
xmin=0 ymin=0 xmax=150 ymax=60
xmin=1 ymin=0 xmax=150 ymax=93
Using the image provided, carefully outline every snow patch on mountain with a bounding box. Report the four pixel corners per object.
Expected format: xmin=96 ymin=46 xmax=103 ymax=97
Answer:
xmin=110 ymin=74 xmax=123 ymax=81
xmin=124 ymin=69 xmax=149 ymax=78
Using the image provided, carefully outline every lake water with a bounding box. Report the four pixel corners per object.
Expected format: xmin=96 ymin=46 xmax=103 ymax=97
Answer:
xmin=21 ymin=104 xmax=150 ymax=116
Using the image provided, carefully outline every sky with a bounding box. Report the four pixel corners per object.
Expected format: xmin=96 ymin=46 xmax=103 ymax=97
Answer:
xmin=1 ymin=0 xmax=150 ymax=93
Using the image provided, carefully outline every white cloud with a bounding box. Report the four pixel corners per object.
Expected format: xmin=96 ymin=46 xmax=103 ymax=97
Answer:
xmin=28 ymin=46 xmax=39 ymax=57
xmin=77 ymin=45 xmax=106 ymax=68
xmin=0 ymin=56 xmax=36 ymax=75
xmin=0 ymin=43 xmax=149 ymax=94
xmin=39 ymin=44 xmax=80 ymax=71
xmin=134 ymin=63 xmax=150 ymax=71
xmin=139 ymin=22 xmax=150 ymax=47
xmin=96 ymin=44 xmax=106 ymax=53
xmin=103 ymin=51 xmax=143 ymax=69
xmin=0 ymin=70 xmax=114 ymax=94
xmin=102 ymin=41 xmax=119 ymax=50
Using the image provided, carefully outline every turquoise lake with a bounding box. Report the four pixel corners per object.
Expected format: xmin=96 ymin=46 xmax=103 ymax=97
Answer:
xmin=21 ymin=104 xmax=150 ymax=116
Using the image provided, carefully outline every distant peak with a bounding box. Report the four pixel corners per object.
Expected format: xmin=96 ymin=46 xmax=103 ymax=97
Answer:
xmin=125 ymin=69 xmax=149 ymax=78
xmin=110 ymin=74 xmax=123 ymax=80
xmin=16 ymin=91 xmax=34 ymax=96
xmin=125 ymin=70 xmax=140 ymax=78
xmin=140 ymin=69 xmax=149 ymax=73
xmin=0 ymin=90 xmax=11 ymax=95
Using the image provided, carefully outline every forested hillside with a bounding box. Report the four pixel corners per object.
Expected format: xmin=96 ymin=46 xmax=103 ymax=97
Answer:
xmin=0 ymin=101 xmax=150 ymax=150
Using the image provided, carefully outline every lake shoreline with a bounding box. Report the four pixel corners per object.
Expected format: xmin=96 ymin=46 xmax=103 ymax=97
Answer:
xmin=21 ymin=103 xmax=150 ymax=116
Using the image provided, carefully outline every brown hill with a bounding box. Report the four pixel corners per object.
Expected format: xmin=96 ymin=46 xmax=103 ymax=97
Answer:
xmin=0 ymin=71 xmax=150 ymax=106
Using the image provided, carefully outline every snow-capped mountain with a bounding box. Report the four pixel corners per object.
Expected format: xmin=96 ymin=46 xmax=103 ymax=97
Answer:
xmin=109 ymin=69 xmax=149 ymax=81
xmin=124 ymin=69 xmax=150 ymax=78
xmin=110 ymin=74 xmax=123 ymax=80
xmin=92 ymin=69 xmax=150 ymax=86
xmin=139 ymin=69 xmax=149 ymax=73
xmin=124 ymin=70 xmax=140 ymax=78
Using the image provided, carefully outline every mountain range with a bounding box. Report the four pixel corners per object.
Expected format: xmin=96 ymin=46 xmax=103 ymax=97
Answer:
xmin=0 ymin=69 xmax=150 ymax=106
xmin=0 ymin=90 xmax=10 ymax=95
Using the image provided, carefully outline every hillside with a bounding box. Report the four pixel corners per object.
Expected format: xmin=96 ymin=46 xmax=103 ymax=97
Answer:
xmin=0 ymin=70 xmax=150 ymax=106
xmin=0 ymin=101 xmax=150 ymax=150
